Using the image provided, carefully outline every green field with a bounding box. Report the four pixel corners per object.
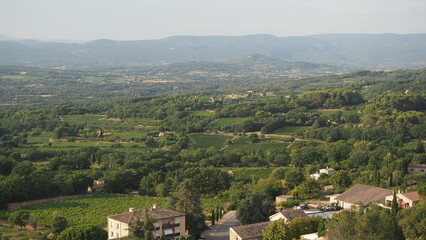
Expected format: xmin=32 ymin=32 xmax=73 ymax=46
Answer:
xmin=225 ymin=167 xmax=275 ymax=179
xmin=273 ymin=126 xmax=309 ymax=135
xmin=210 ymin=117 xmax=253 ymax=128
xmin=311 ymin=109 xmax=362 ymax=117
xmin=226 ymin=136 xmax=287 ymax=152
xmin=189 ymin=110 xmax=215 ymax=117
xmin=0 ymin=193 xmax=224 ymax=228
xmin=190 ymin=133 xmax=232 ymax=149
xmin=62 ymin=115 xmax=160 ymax=131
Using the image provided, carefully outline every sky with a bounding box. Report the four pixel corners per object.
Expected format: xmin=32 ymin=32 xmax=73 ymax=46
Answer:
xmin=0 ymin=0 xmax=425 ymax=42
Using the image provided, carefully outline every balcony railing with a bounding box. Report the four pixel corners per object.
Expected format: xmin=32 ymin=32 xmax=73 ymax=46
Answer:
xmin=162 ymin=223 xmax=180 ymax=228
xmin=164 ymin=232 xmax=181 ymax=237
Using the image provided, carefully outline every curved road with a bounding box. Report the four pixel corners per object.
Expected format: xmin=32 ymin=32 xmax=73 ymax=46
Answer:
xmin=202 ymin=211 xmax=240 ymax=240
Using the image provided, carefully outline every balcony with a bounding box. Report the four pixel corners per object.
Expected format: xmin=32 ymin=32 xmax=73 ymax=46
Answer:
xmin=162 ymin=223 xmax=180 ymax=228
xmin=164 ymin=232 xmax=181 ymax=237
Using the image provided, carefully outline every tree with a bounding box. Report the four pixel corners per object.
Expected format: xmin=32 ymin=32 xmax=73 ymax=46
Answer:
xmin=391 ymin=191 xmax=399 ymax=216
xmin=329 ymin=171 xmax=352 ymax=191
xmin=317 ymin=219 xmax=326 ymax=237
xmin=249 ymin=133 xmax=260 ymax=143
xmin=28 ymin=214 xmax=39 ymax=231
xmin=285 ymin=168 xmax=305 ymax=190
xmin=11 ymin=161 xmax=35 ymax=176
xmin=398 ymin=200 xmax=426 ymax=239
xmin=142 ymin=210 xmax=155 ymax=240
xmin=292 ymin=179 xmax=321 ymax=199
xmin=57 ymin=224 xmax=107 ymax=240
xmin=262 ymin=217 xmax=320 ymax=240
xmin=170 ymin=179 xmax=206 ymax=238
xmin=0 ymin=156 xmax=15 ymax=175
xmin=236 ymin=191 xmax=274 ymax=225
xmin=52 ymin=214 xmax=68 ymax=234
xmin=8 ymin=210 xmax=30 ymax=229
xmin=327 ymin=205 xmax=400 ymax=240
xmin=262 ymin=219 xmax=288 ymax=240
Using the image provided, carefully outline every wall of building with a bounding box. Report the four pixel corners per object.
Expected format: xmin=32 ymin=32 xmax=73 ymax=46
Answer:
xmin=108 ymin=218 xmax=129 ymax=239
xmin=230 ymin=228 xmax=242 ymax=240
xmin=408 ymin=167 xmax=426 ymax=175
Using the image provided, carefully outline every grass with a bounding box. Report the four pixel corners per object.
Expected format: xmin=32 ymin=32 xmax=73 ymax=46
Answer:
xmin=210 ymin=117 xmax=253 ymax=128
xmin=189 ymin=110 xmax=215 ymax=117
xmin=266 ymin=135 xmax=293 ymax=141
xmin=0 ymin=193 xmax=226 ymax=228
xmin=311 ymin=109 xmax=362 ymax=117
xmin=225 ymin=167 xmax=276 ymax=180
xmin=226 ymin=136 xmax=288 ymax=152
xmin=189 ymin=133 xmax=232 ymax=149
xmin=107 ymin=131 xmax=148 ymax=141
xmin=62 ymin=115 xmax=160 ymax=131
xmin=0 ymin=225 xmax=46 ymax=240
xmin=273 ymin=126 xmax=309 ymax=135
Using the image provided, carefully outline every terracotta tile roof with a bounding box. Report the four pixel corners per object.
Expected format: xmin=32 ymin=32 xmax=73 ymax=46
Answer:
xmin=408 ymin=164 xmax=426 ymax=168
xmin=108 ymin=208 xmax=185 ymax=224
xmin=335 ymin=184 xmax=393 ymax=205
xmin=108 ymin=211 xmax=137 ymax=224
xmin=280 ymin=209 xmax=308 ymax=222
xmin=231 ymin=222 xmax=271 ymax=239
xmin=401 ymin=191 xmax=420 ymax=202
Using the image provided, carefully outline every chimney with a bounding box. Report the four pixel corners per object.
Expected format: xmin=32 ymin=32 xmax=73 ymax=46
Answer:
xmin=129 ymin=208 xmax=135 ymax=212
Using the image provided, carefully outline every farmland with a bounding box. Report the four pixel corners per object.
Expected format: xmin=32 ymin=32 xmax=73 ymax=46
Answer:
xmin=209 ymin=117 xmax=253 ymax=128
xmin=189 ymin=133 xmax=232 ymax=149
xmin=273 ymin=126 xmax=309 ymax=135
xmin=0 ymin=193 xmax=224 ymax=228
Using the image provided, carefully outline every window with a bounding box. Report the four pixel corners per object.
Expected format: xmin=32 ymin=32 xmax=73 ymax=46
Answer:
xmin=111 ymin=232 xmax=114 ymax=236
xmin=116 ymin=223 xmax=119 ymax=229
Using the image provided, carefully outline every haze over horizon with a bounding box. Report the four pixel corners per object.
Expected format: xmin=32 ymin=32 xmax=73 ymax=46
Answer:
xmin=1 ymin=0 xmax=425 ymax=42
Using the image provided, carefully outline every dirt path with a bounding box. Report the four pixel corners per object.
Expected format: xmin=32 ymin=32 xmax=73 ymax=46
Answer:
xmin=7 ymin=194 xmax=88 ymax=210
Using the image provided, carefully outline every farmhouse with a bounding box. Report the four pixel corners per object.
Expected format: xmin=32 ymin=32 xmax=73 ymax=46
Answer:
xmin=384 ymin=191 xmax=421 ymax=208
xmin=230 ymin=222 xmax=271 ymax=240
xmin=158 ymin=131 xmax=176 ymax=137
xmin=275 ymin=195 xmax=294 ymax=203
xmin=310 ymin=168 xmax=337 ymax=180
xmin=87 ymin=180 xmax=106 ymax=193
xmin=407 ymin=163 xmax=426 ymax=175
xmin=107 ymin=206 xmax=185 ymax=240
xmin=333 ymin=184 xmax=393 ymax=209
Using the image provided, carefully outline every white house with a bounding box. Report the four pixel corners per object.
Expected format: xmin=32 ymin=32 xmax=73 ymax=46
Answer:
xmin=310 ymin=168 xmax=337 ymax=180
xmin=107 ymin=206 xmax=185 ymax=240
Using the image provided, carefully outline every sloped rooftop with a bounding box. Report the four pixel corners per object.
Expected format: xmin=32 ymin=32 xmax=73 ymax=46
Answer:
xmin=335 ymin=184 xmax=393 ymax=205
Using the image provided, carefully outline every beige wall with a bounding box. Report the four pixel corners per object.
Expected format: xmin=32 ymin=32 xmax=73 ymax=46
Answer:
xmin=408 ymin=167 xmax=426 ymax=175
xmin=230 ymin=228 xmax=242 ymax=240
xmin=108 ymin=215 xmax=186 ymax=240
xmin=108 ymin=218 xmax=129 ymax=239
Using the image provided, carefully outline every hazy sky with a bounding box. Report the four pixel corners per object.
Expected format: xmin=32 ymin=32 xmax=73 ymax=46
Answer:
xmin=1 ymin=0 xmax=425 ymax=41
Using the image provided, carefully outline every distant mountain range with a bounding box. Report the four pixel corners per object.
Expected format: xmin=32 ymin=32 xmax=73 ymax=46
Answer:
xmin=0 ymin=33 xmax=425 ymax=69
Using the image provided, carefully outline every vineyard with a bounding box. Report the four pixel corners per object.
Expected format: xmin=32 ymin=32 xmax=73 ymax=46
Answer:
xmin=0 ymin=193 xmax=224 ymax=228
